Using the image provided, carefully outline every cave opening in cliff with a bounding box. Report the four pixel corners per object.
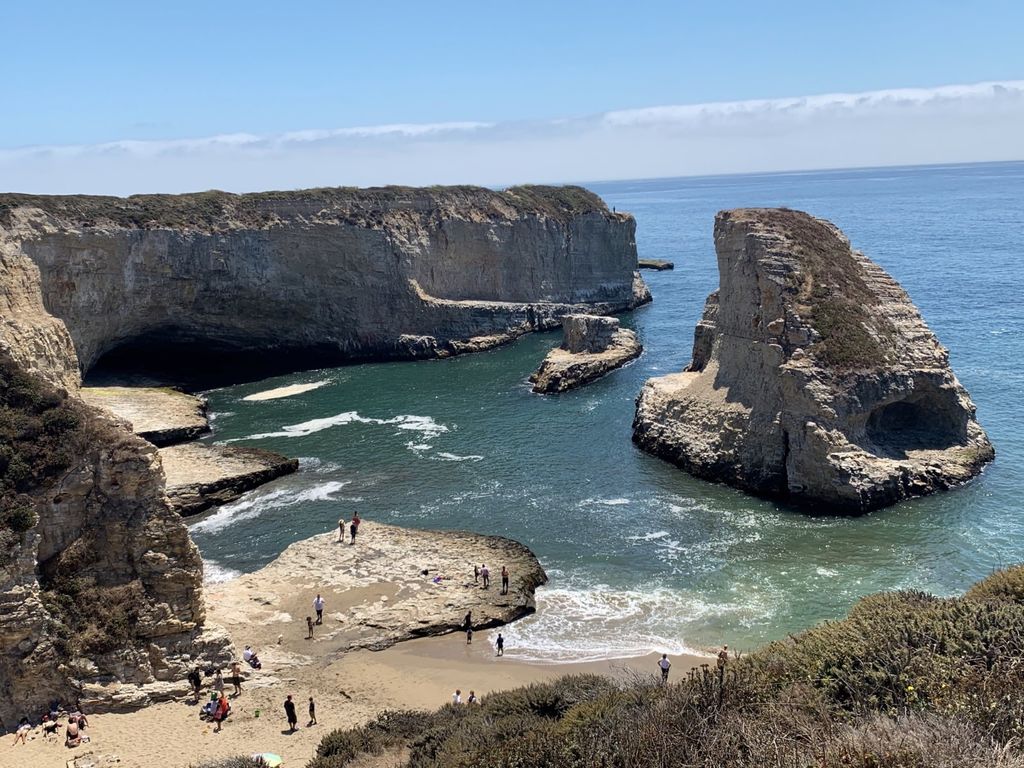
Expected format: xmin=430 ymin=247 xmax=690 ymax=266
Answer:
xmin=84 ymin=330 xmax=351 ymax=390
xmin=865 ymin=390 xmax=968 ymax=457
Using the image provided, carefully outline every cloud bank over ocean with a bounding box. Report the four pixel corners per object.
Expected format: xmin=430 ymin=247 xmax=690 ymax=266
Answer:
xmin=3 ymin=80 xmax=1022 ymax=194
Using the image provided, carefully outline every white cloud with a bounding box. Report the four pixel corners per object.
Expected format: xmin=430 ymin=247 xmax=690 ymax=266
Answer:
xmin=2 ymin=80 xmax=1022 ymax=194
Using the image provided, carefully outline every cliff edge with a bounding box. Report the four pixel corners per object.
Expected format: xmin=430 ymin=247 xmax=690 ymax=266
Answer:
xmin=632 ymin=208 xmax=993 ymax=513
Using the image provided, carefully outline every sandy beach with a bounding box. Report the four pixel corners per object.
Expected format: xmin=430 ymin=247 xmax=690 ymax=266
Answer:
xmin=7 ymin=522 xmax=708 ymax=768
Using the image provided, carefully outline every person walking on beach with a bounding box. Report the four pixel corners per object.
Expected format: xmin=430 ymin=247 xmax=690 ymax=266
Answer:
xmin=481 ymin=564 xmax=490 ymax=589
xmin=501 ymin=565 xmax=509 ymax=595
xmin=464 ymin=610 xmax=472 ymax=630
xmin=474 ymin=564 xmax=479 ymax=584
xmin=284 ymin=695 xmax=298 ymax=732
xmin=231 ymin=661 xmax=243 ymax=696
xmin=658 ymin=654 xmax=671 ymax=684
xmin=306 ymin=616 xmax=315 ymax=639
xmin=466 ymin=624 xmax=473 ymax=644
xmin=307 ymin=697 xmax=317 ymax=726
xmin=338 ymin=516 xmax=346 ymax=543
xmin=496 ymin=632 xmax=504 ymax=657
xmin=313 ymin=594 xmax=325 ymax=625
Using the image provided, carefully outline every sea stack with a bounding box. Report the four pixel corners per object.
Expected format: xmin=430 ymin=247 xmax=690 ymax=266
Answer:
xmin=632 ymin=208 xmax=994 ymax=513
xmin=530 ymin=314 xmax=642 ymax=393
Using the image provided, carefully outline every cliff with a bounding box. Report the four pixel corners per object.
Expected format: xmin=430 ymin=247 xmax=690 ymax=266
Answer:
xmin=530 ymin=314 xmax=642 ymax=393
xmin=0 ymin=185 xmax=648 ymax=389
xmin=0 ymin=351 xmax=230 ymax=730
xmin=633 ymin=208 xmax=994 ymax=513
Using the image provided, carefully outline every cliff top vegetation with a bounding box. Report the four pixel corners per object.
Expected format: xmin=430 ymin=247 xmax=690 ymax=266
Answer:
xmin=0 ymin=184 xmax=610 ymax=230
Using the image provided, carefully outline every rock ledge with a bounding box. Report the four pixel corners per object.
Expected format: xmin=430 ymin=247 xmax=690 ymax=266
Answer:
xmin=530 ymin=314 xmax=642 ymax=393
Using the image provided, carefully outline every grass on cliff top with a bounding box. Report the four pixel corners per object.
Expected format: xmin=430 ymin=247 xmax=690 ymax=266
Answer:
xmin=268 ymin=565 xmax=1024 ymax=768
xmin=0 ymin=184 xmax=608 ymax=230
xmin=731 ymin=208 xmax=897 ymax=372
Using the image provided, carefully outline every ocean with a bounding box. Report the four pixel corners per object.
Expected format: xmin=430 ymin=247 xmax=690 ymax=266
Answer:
xmin=188 ymin=161 xmax=1024 ymax=662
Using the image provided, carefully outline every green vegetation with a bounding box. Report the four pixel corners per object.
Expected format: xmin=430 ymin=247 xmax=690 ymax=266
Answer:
xmin=0 ymin=184 xmax=608 ymax=231
xmin=305 ymin=565 xmax=1024 ymax=768
xmin=0 ymin=350 xmax=82 ymax=563
xmin=757 ymin=208 xmax=897 ymax=372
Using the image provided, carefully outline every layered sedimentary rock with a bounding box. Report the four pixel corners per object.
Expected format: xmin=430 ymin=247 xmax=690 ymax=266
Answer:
xmin=0 ymin=353 xmax=231 ymax=730
xmin=161 ymin=443 xmax=299 ymax=516
xmin=530 ymin=314 xmax=642 ymax=393
xmin=0 ymin=185 xmax=648 ymax=389
xmin=633 ymin=209 xmax=994 ymax=513
xmin=80 ymin=386 xmax=210 ymax=446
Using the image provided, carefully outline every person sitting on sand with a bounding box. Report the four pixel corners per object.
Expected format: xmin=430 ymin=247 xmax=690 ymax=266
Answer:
xmin=243 ymin=645 xmax=262 ymax=669
xmin=11 ymin=718 xmax=30 ymax=746
xmin=42 ymin=715 xmax=60 ymax=738
xmin=65 ymin=718 xmax=81 ymax=748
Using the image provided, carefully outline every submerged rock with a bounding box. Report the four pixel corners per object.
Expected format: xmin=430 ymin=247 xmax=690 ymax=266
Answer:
xmin=530 ymin=314 xmax=642 ymax=393
xmin=633 ymin=208 xmax=994 ymax=513
xmin=638 ymin=258 xmax=675 ymax=270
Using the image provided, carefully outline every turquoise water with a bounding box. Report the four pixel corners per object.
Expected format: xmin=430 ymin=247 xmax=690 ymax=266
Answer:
xmin=189 ymin=162 xmax=1024 ymax=662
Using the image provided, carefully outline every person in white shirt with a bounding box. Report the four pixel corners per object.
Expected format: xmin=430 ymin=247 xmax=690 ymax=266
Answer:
xmin=452 ymin=689 xmax=463 ymax=705
xmin=313 ymin=594 xmax=326 ymax=625
xmin=658 ymin=654 xmax=671 ymax=683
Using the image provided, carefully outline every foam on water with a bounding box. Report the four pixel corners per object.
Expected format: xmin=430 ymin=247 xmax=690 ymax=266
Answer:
xmin=494 ymin=582 xmax=772 ymax=662
xmin=434 ymin=452 xmax=484 ymax=462
xmin=189 ymin=480 xmax=348 ymax=533
xmin=228 ymin=411 xmax=449 ymax=442
xmin=203 ymin=559 xmax=242 ymax=584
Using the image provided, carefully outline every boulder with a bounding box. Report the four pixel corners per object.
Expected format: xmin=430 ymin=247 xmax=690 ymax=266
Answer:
xmin=531 ymin=314 xmax=642 ymax=393
xmin=632 ymin=208 xmax=994 ymax=513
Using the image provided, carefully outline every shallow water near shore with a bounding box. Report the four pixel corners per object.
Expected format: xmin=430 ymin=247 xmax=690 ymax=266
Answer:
xmin=189 ymin=161 xmax=1024 ymax=661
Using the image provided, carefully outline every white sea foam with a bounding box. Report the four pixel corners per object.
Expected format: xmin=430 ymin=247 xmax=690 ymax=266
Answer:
xmin=203 ymin=560 xmax=242 ymax=584
xmin=434 ymin=452 xmax=484 ymax=462
xmin=242 ymin=380 xmax=331 ymax=401
xmin=816 ymin=567 xmax=839 ymax=577
xmin=297 ymin=457 xmax=345 ymax=474
xmin=189 ymin=480 xmax=348 ymax=533
xmin=628 ymin=530 xmax=671 ymax=542
xmin=405 ymin=442 xmax=433 ymax=452
xmin=227 ymin=411 xmax=449 ymax=442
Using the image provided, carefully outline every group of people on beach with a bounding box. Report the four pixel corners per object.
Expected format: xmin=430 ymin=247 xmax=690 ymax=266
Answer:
xmin=307 ymin=593 xmax=327 ymax=638
xmin=473 ymin=563 xmax=510 ymax=594
xmin=657 ymin=644 xmax=730 ymax=684
xmin=462 ymin=610 xmax=506 ymax=656
xmin=9 ymin=701 xmax=89 ymax=749
xmin=284 ymin=694 xmax=317 ymax=731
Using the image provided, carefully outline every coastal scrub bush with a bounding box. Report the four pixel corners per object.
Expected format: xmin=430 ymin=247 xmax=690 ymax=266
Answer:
xmin=310 ymin=566 xmax=1024 ymax=768
xmin=194 ymin=758 xmax=268 ymax=768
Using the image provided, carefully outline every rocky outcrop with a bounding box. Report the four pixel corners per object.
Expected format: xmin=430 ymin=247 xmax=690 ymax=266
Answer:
xmin=0 ymin=352 xmax=231 ymax=730
xmin=638 ymin=258 xmax=674 ymax=270
xmin=530 ymin=314 xmax=642 ymax=393
xmin=205 ymin=521 xmax=547 ymax=654
xmin=0 ymin=185 xmax=648 ymax=389
xmin=80 ymin=386 xmax=209 ymax=446
xmin=161 ymin=443 xmax=299 ymax=516
xmin=633 ymin=208 xmax=994 ymax=513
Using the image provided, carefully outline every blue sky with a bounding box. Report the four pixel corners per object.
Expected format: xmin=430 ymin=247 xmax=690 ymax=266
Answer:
xmin=3 ymin=1 xmax=1022 ymax=192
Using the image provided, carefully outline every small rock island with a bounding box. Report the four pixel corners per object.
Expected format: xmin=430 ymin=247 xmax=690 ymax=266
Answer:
xmin=530 ymin=314 xmax=642 ymax=393
xmin=633 ymin=208 xmax=994 ymax=513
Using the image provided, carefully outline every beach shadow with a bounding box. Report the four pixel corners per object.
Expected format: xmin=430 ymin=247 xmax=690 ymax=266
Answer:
xmin=280 ymin=728 xmax=298 ymax=736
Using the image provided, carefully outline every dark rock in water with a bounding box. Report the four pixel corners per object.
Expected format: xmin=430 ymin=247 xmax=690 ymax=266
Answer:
xmin=638 ymin=258 xmax=674 ymax=270
xmin=633 ymin=208 xmax=994 ymax=514
xmin=162 ymin=444 xmax=299 ymax=516
xmin=531 ymin=314 xmax=642 ymax=393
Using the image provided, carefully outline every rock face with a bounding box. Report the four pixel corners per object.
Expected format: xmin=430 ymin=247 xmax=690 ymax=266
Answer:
xmin=161 ymin=443 xmax=299 ymax=516
xmin=633 ymin=209 xmax=994 ymax=513
xmin=531 ymin=314 xmax=642 ymax=393
xmin=0 ymin=353 xmax=231 ymax=730
xmin=0 ymin=185 xmax=649 ymax=389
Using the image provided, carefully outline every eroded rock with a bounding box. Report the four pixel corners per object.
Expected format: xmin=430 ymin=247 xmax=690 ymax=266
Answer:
xmin=530 ymin=314 xmax=642 ymax=393
xmin=632 ymin=208 xmax=994 ymax=513
xmin=80 ymin=386 xmax=209 ymax=446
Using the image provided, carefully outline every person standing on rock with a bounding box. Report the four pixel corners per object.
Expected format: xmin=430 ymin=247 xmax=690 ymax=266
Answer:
xmin=212 ymin=668 xmax=224 ymax=695
xmin=350 ymin=512 xmax=361 ymax=545
xmin=306 ymin=616 xmax=315 ymax=639
xmin=313 ymin=594 xmax=325 ymax=625
xmin=307 ymin=696 xmax=317 ymax=726
xmin=284 ymin=695 xmax=298 ymax=732
xmin=474 ymin=564 xmax=479 ymax=584
xmin=481 ymin=564 xmax=490 ymax=589
xmin=496 ymin=632 xmax=504 ymax=657
xmin=338 ymin=516 xmax=346 ymax=543
xmin=500 ymin=566 xmax=509 ymax=595
xmin=187 ymin=667 xmax=202 ymax=699
xmin=213 ymin=692 xmax=229 ymax=732
xmin=658 ymin=654 xmax=671 ymax=684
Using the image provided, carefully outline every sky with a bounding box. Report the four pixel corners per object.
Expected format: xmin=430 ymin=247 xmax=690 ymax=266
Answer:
xmin=2 ymin=0 xmax=1022 ymax=194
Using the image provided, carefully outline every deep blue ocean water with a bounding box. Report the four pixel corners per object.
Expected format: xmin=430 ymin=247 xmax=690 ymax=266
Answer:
xmin=189 ymin=161 xmax=1024 ymax=661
